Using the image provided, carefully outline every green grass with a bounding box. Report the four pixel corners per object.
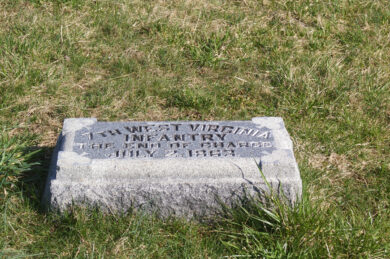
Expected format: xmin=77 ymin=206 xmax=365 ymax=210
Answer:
xmin=1 ymin=0 xmax=389 ymax=257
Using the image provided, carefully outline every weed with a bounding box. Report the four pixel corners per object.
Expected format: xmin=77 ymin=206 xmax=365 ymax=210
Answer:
xmin=0 ymin=129 xmax=39 ymax=193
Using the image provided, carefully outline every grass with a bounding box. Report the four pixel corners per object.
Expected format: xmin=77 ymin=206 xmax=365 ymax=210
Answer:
xmin=0 ymin=0 xmax=389 ymax=257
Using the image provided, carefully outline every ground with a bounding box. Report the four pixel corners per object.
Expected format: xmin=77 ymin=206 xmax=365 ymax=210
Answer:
xmin=0 ymin=0 xmax=389 ymax=258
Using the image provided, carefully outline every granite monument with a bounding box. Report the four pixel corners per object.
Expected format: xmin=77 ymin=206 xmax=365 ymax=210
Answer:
xmin=43 ymin=117 xmax=302 ymax=219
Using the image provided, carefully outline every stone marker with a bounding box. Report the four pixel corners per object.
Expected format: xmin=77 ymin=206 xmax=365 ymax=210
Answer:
xmin=43 ymin=117 xmax=302 ymax=219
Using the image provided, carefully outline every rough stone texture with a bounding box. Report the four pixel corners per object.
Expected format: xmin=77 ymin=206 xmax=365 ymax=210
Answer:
xmin=43 ymin=117 xmax=302 ymax=219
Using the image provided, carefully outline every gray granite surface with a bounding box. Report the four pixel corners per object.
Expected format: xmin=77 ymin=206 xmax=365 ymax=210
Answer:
xmin=43 ymin=117 xmax=302 ymax=219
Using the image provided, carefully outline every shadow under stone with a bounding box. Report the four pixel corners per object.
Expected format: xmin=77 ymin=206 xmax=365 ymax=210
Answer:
xmin=16 ymin=146 xmax=54 ymax=213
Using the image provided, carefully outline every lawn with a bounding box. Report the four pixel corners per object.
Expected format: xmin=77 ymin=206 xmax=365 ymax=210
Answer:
xmin=0 ymin=0 xmax=389 ymax=258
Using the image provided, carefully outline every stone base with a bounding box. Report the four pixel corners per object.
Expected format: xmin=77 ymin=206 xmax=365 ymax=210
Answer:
xmin=43 ymin=117 xmax=302 ymax=219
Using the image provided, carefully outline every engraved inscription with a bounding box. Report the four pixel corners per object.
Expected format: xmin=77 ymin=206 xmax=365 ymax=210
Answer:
xmin=73 ymin=121 xmax=275 ymax=159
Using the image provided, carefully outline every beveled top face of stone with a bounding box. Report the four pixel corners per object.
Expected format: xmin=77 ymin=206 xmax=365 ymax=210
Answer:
xmin=72 ymin=120 xmax=278 ymax=159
